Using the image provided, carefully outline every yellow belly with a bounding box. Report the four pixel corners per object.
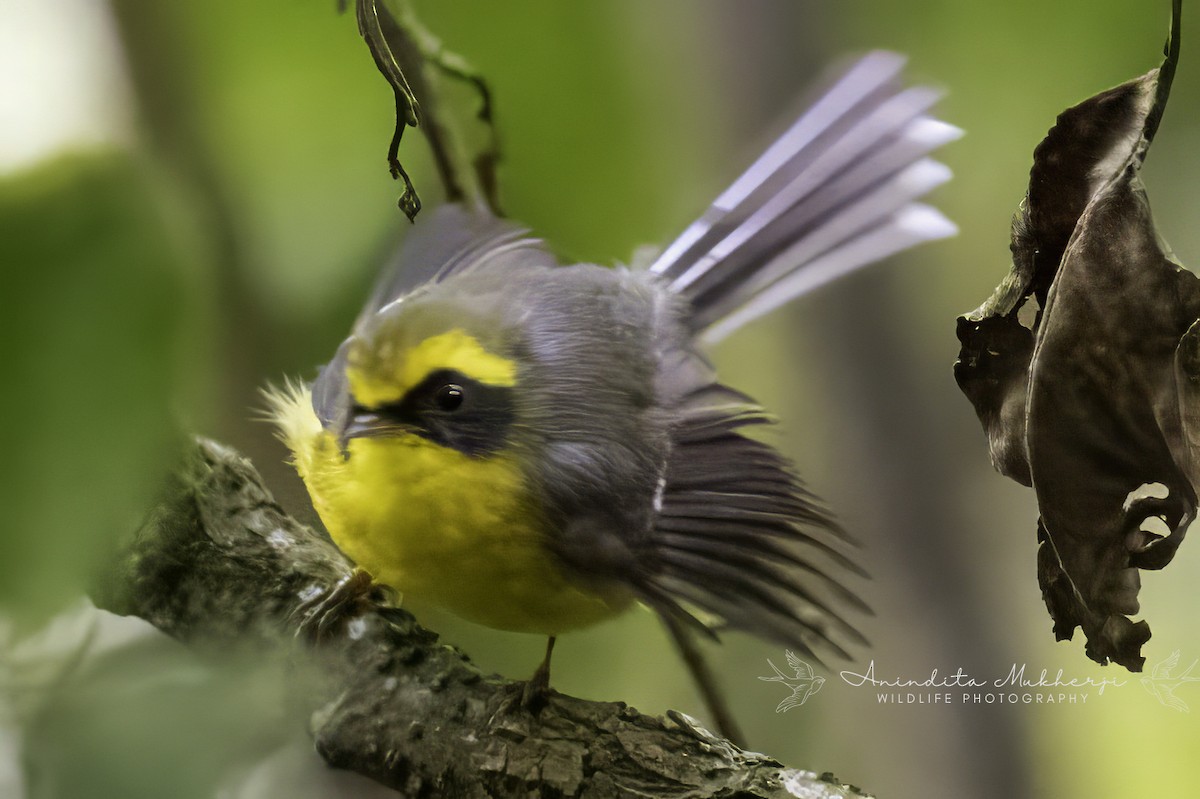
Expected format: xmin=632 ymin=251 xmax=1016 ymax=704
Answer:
xmin=272 ymin=386 xmax=633 ymax=634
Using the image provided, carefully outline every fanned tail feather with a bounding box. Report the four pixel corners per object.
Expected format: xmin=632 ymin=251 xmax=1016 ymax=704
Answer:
xmin=637 ymin=55 xmax=958 ymax=657
xmin=649 ymin=51 xmax=959 ymax=343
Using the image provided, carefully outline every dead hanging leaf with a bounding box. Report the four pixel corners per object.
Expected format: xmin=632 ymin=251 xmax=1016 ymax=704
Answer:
xmin=351 ymin=0 xmax=422 ymax=221
xmin=342 ymin=0 xmax=503 ymax=221
xmin=956 ymin=0 xmax=1200 ymax=671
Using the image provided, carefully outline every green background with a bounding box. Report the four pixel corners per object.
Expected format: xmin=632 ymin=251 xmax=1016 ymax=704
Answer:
xmin=3 ymin=1 xmax=1199 ymax=797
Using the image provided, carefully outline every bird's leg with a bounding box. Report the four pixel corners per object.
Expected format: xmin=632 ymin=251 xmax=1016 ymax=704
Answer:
xmin=661 ymin=613 xmax=747 ymax=747
xmin=486 ymin=637 xmax=557 ymax=728
xmin=521 ymin=635 xmax=556 ymax=712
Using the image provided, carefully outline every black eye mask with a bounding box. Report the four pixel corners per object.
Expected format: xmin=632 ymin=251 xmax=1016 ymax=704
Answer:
xmin=347 ymin=368 xmax=515 ymax=457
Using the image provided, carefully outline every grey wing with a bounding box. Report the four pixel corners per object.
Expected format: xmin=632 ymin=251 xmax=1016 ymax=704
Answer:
xmin=356 ymin=203 xmax=556 ymax=326
xmin=311 ymin=204 xmax=558 ymax=429
xmin=626 ymin=50 xmax=955 ymax=669
xmin=648 ymin=51 xmax=958 ymax=343
xmin=634 ymin=374 xmax=870 ymax=661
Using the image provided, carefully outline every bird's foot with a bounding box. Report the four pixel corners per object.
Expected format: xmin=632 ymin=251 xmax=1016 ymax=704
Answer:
xmin=292 ymin=568 xmax=377 ymax=642
xmin=489 ymin=636 xmax=557 ymax=726
xmin=489 ymin=678 xmax=554 ymax=732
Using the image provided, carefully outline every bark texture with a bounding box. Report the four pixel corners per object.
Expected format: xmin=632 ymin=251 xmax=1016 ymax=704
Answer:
xmin=94 ymin=438 xmax=871 ymax=798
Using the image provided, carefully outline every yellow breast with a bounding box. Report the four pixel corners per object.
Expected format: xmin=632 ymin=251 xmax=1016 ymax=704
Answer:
xmin=265 ymin=382 xmax=633 ymax=634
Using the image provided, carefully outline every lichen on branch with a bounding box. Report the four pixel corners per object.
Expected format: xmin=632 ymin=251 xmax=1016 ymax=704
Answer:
xmin=95 ymin=438 xmax=870 ymax=798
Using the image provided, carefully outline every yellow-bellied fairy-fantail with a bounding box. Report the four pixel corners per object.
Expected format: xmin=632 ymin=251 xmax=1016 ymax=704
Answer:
xmin=267 ymin=51 xmax=957 ymax=729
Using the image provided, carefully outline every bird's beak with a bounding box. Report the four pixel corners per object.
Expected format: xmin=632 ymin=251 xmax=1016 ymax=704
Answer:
xmin=336 ymin=408 xmax=415 ymax=456
xmin=341 ymin=410 xmax=385 ymax=440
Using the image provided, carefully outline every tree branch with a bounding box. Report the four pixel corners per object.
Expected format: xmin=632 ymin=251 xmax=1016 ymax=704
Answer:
xmin=93 ymin=439 xmax=872 ymax=798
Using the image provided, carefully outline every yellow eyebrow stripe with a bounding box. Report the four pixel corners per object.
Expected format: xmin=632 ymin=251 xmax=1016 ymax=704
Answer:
xmin=347 ymin=328 xmax=517 ymax=407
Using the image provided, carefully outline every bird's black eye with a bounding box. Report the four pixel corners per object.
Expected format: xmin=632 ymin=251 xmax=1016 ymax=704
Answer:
xmin=436 ymin=384 xmax=465 ymax=411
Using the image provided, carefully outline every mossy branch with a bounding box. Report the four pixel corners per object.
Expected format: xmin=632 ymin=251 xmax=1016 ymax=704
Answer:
xmin=93 ymin=438 xmax=870 ymax=798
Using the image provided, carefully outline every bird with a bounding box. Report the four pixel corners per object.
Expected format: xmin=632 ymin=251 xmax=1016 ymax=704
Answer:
xmin=266 ymin=50 xmax=958 ymax=737
xmin=759 ymin=650 xmax=826 ymax=712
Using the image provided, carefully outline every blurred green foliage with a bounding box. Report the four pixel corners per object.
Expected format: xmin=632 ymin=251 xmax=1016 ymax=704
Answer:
xmin=3 ymin=1 xmax=1200 ymax=798
xmin=0 ymin=156 xmax=186 ymax=624
xmin=21 ymin=613 xmax=284 ymax=799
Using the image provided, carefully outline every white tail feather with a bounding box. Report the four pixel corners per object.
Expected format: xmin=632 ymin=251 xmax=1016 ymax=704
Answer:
xmin=647 ymin=50 xmax=959 ymax=340
xmin=695 ymin=158 xmax=954 ymax=328
xmin=702 ymin=203 xmax=957 ymax=344
xmin=649 ymin=51 xmax=910 ymax=279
